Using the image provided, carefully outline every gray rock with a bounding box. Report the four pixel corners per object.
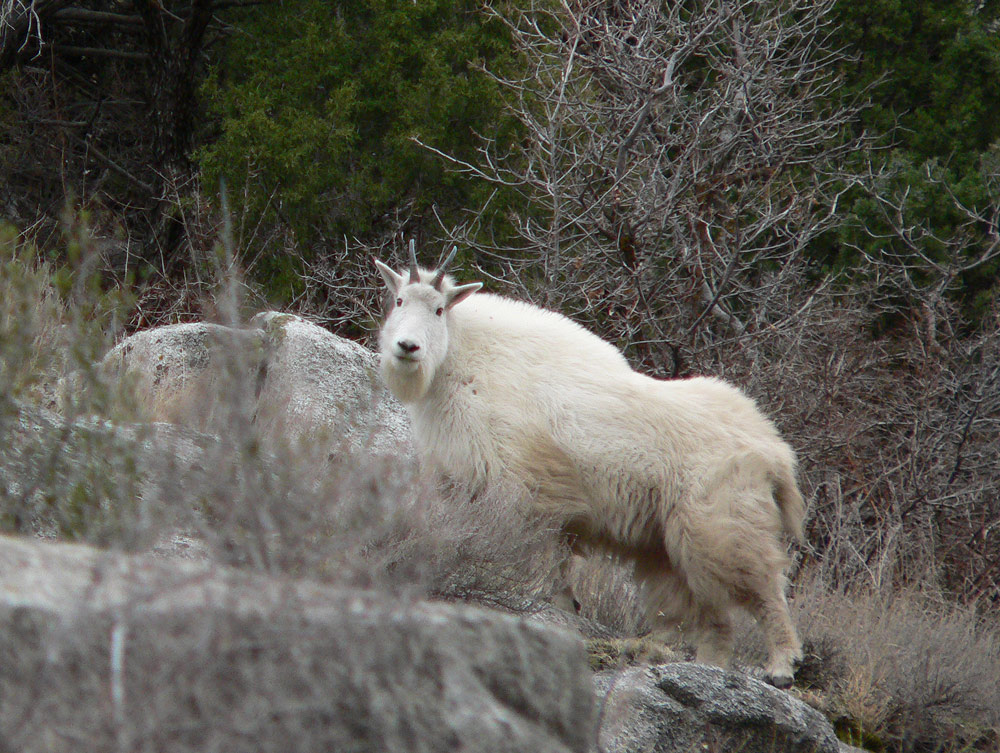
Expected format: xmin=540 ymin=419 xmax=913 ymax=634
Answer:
xmin=250 ymin=311 xmax=411 ymax=459
xmin=0 ymin=534 xmax=596 ymax=753
xmin=0 ymin=400 xmax=227 ymax=545
xmin=98 ymin=320 xmax=263 ymax=428
xmin=99 ymin=312 xmax=413 ymax=463
xmin=839 ymin=743 xmax=870 ymax=753
xmin=594 ymin=663 xmax=840 ymax=753
xmin=7 ymin=315 xmax=417 ymax=563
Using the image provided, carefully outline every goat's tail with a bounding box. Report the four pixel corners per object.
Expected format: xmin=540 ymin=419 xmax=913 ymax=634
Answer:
xmin=773 ymin=467 xmax=806 ymax=545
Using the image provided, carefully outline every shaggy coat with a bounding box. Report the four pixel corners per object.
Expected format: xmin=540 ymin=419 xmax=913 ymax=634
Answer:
xmin=375 ymin=257 xmax=806 ymax=687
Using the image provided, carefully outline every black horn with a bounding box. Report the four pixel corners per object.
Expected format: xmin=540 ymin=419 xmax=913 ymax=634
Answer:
xmin=432 ymin=246 xmax=458 ymax=290
xmin=408 ymin=239 xmax=419 ymax=283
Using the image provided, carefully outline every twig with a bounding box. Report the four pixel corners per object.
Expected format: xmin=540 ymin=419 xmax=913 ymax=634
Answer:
xmin=51 ymin=7 xmax=143 ymax=26
xmin=65 ymin=131 xmax=156 ymax=194
xmin=52 ymin=44 xmax=148 ymax=61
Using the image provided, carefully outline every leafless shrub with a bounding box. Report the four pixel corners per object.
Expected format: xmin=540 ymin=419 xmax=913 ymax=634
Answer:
xmin=170 ymin=424 xmax=566 ymax=611
xmin=567 ymin=555 xmax=647 ymax=638
xmin=290 ymin=229 xmax=404 ymax=343
xmin=420 ymin=0 xmax=863 ymax=372
xmin=372 ymin=484 xmax=570 ymax=609
xmin=0 ymin=221 xmax=155 ymax=542
xmin=723 ymin=274 xmax=1000 ymax=607
xmin=0 ymin=228 xmax=68 ymax=404
xmin=788 ymin=575 xmax=1000 ymax=753
xmin=407 ymin=0 xmax=1000 ymax=619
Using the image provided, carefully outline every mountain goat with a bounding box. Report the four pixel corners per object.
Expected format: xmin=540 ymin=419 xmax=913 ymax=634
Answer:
xmin=374 ymin=244 xmax=806 ymax=687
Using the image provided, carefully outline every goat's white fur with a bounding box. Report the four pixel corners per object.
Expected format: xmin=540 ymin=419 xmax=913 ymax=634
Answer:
xmin=375 ymin=257 xmax=806 ymax=687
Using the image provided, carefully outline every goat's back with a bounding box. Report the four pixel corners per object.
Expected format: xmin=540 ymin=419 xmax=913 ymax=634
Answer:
xmin=415 ymin=294 xmax=800 ymax=535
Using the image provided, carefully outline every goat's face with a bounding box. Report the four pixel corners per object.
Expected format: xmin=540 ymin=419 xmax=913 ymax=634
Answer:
xmin=374 ymin=252 xmax=480 ymax=403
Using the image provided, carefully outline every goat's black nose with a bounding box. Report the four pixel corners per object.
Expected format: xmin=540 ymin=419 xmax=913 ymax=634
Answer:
xmin=397 ymin=340 xmax=420 ymax=354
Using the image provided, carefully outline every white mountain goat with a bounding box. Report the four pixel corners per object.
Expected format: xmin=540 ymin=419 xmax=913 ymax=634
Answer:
xmin=374 ymin=244 xmax=806 ymax=687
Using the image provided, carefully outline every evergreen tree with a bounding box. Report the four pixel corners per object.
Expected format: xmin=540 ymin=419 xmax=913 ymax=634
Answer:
xmin=832 ymin=0 xmax=1000 ymax=318
xmin=198 ymin=0 xmax=515 ymax=263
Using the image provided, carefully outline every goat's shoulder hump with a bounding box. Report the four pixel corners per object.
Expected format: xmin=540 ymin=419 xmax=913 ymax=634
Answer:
xmin=454 ymin=292 xmax=628 ymax=366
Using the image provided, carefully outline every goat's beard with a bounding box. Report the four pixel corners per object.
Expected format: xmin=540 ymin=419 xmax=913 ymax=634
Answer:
xmin=381 ymin=355 xmax=433 ymax=404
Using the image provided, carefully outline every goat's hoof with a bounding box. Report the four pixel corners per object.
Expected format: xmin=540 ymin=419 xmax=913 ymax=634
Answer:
xmin=765 ymin=673 xmax=794 ymax=690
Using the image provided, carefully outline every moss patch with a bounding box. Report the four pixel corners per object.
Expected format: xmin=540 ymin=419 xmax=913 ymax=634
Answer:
xmin=586 ymin=636 xmax=681 ymax=672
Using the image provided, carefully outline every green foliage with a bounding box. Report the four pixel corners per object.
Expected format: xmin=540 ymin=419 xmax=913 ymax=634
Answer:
xmin=829 ymin=0 xmax=1000 ymax=316
xmin=835 ymin=0 xmax=1000 ymax=164
xmin=198 ymin=0 xmax=516 ymax=262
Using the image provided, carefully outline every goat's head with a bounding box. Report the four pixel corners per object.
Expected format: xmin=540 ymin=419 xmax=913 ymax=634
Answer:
xmin=374 ymin=241 xmax=481 ymax=402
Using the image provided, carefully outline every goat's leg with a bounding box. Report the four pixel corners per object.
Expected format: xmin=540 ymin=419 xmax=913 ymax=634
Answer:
xmin=746 ymin=577 xmax=803 ymax=689
xmin=553 ymin=551 xmax=586 ymax=613
xmin=691 ymin=604 xmax=735 ymax=668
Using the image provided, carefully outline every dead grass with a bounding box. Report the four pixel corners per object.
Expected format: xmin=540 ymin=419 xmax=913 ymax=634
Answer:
xmin=781 ymin=574 xmax=1000 ymax=753
xmin=575 ymin=549 xmax=1000 ymax=753
xmin=567 ymin=553 xmax=648 ymax=638
xmin=585 ymin=636 xmax=681 ymax=672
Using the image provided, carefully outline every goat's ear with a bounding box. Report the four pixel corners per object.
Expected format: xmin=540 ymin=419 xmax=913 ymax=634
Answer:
xmin=446 ymin=282 xmax=482 ymax=310
xmin=373 ymin=258 xmax=404 ymax=294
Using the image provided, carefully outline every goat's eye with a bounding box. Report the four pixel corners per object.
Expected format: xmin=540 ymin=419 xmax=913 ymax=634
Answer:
xmin=436 ymin=307 xmax=444 ymax=317
xmin=396 ymin=297 xmax=403 ymax=307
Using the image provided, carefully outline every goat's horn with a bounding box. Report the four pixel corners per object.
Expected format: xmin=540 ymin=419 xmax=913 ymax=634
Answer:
xmin=432 ymin=246 xmax=458 ymax=290
xmin=408 ymin=239 xmax=419 ymax=283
